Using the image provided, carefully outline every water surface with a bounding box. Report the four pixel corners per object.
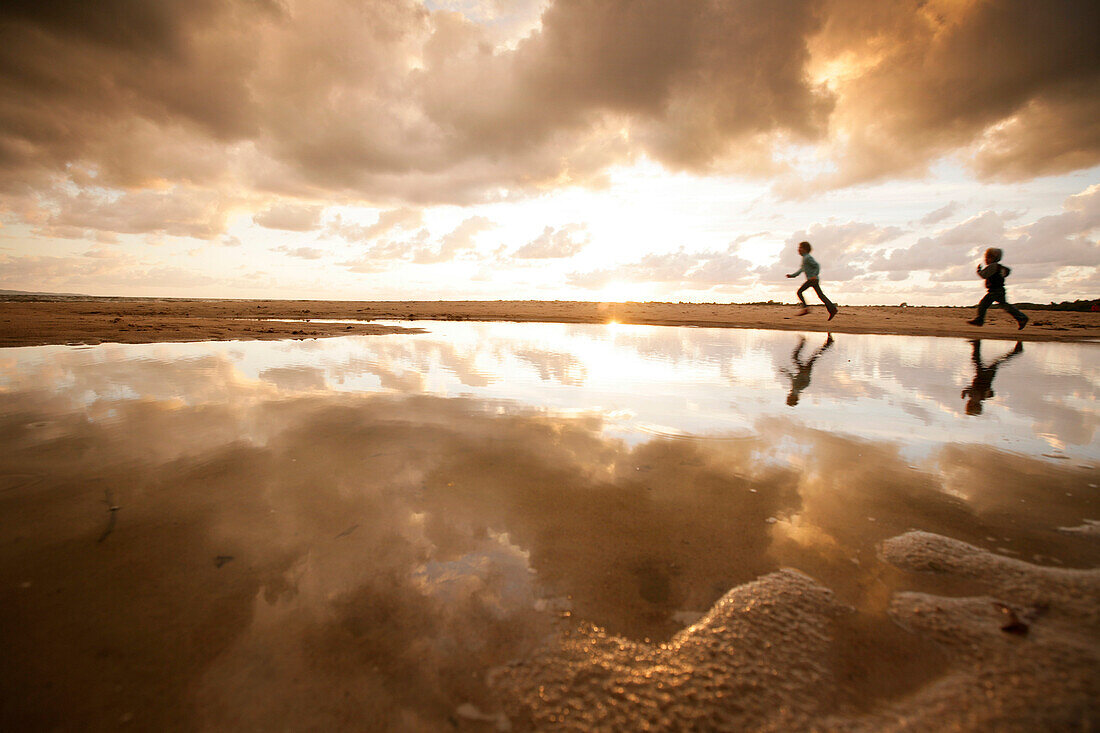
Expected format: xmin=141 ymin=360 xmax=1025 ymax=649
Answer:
xmin=1 ymin=323 xmax=1096 ymax=729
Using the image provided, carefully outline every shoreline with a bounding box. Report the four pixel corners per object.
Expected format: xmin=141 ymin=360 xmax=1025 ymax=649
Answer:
xmin=2 ymin=297 xmax=1098 ymax=347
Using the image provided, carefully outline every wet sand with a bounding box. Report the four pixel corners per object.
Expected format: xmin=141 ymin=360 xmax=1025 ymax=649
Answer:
xmin=2 ymin=296 xmax=1098 ymax=347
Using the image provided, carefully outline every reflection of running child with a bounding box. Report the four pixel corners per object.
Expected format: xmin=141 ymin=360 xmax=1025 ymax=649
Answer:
xmin=967 ymin=247 xmax=1028 ymax=329
xmin=780 ymin=333 xmax=834 ymax=406
xmin=787 ymin=241 xmax=838 ymax=320
xmin=961 ymin=339 xmax=1023 ymax=415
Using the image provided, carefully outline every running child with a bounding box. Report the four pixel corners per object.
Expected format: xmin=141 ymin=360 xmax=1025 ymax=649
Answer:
xmin=967 ymin=247 xmax=1028 ymax=329
xmin=787 ymin=241 xmax=838 ymax=319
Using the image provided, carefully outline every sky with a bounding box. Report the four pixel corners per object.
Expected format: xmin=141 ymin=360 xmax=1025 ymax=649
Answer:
xmin=0 ymin=0 xmax=1097 ymax=305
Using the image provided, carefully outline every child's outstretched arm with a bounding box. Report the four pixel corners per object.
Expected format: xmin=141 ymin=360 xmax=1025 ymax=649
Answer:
xmin=787 ymin=267 xmax=803 ymax=278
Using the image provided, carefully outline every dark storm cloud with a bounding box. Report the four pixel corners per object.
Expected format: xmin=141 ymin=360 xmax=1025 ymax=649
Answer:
xmin=809 ymin=0 xmax=1100 ymax=187
xmin=2 ymin=0 xmax=217 ymax=56
xmin=0 ymin=0 xmax=1098 ymax=230
xmin=0 ymin=0 xmax=266 ymax=194
xmin=417 ymin=0 xmax=830 ymax=174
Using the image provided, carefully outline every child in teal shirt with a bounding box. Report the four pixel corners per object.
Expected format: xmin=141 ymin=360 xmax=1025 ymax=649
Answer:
xmin=787 ymin=241 xmax=838 ymax=320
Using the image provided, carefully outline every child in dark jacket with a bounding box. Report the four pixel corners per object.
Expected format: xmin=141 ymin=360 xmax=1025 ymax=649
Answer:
xmin=968 ymin=248 xmax=1028 ymax=329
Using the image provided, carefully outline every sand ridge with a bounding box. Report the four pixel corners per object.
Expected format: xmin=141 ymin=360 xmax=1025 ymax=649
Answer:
xmin=1 ymin=297 xmax=1098 ymax=347
xmin=492 ymin=532 xmax=1100 ymax=731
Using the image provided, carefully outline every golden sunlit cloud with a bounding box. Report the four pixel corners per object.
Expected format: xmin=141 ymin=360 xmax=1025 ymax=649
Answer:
xmin=0 ymin=0 xmax=1096 ymax=302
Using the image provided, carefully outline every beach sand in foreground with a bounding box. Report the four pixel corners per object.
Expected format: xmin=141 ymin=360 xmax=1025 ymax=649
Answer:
xmin=2 ymin=297 xmax=1098 ymax=347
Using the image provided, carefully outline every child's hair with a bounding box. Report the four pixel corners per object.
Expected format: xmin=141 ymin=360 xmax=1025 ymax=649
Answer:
xmin=798 ymin=241 xmax=812 ymax=252
xmin=984 ymin=247 xmax=1002 ymax=262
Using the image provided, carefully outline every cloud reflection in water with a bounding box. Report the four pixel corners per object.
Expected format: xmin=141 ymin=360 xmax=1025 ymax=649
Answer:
xmin=0 ymin=323 xmax=1096 ymax=729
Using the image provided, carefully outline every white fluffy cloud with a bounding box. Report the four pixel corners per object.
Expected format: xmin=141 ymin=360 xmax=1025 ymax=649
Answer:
xmin=254 ymin=203 xmax=325 ymax=231
xmin=328 ymin=208 xmax=425 ymax=242
xmin=34 ymin=187 xmax=232 ymax=240
xmin=755 ymin=222 xmax=905 ymax=282
xmin=872 ymin=185 xmax=1100 ymax=278
xmin=274 ymin=246 xmax=326 ymax=260
xmin=569 ymin=248 xmax=755 ymax=290
xmin=513 ymin=224 xmax=588 ymax=259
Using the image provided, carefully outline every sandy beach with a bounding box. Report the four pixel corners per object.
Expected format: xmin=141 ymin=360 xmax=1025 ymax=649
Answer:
xmin=2 ymin=297 xmax=1098 ymax=347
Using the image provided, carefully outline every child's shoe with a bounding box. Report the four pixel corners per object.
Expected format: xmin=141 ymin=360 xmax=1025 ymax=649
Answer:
xmin=827 ymin=306 xmax=838 ymax=321
xmin=967 ymin=318 xmax=983 ymax=326
xmin=797 ymin=307 xmax=809 ymax=316
xmin=1017 ymin=315 xmax=1029 ymax=330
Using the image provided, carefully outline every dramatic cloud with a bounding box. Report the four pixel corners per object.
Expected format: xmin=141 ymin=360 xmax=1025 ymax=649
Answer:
xmin=2 ymin=0 xmax=1094 ymax=220
xmin=0 ymin=0 xmax=1096 ymax=302
xmin=807 ymin=0 xmax=1100 ymax=188
xmin=969 ymin=88 xmax=1100 ymax=180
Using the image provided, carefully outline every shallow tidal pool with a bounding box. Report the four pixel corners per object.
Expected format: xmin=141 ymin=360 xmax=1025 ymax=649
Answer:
xmin=1 ymin=322 xmax=1097 ymax=730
